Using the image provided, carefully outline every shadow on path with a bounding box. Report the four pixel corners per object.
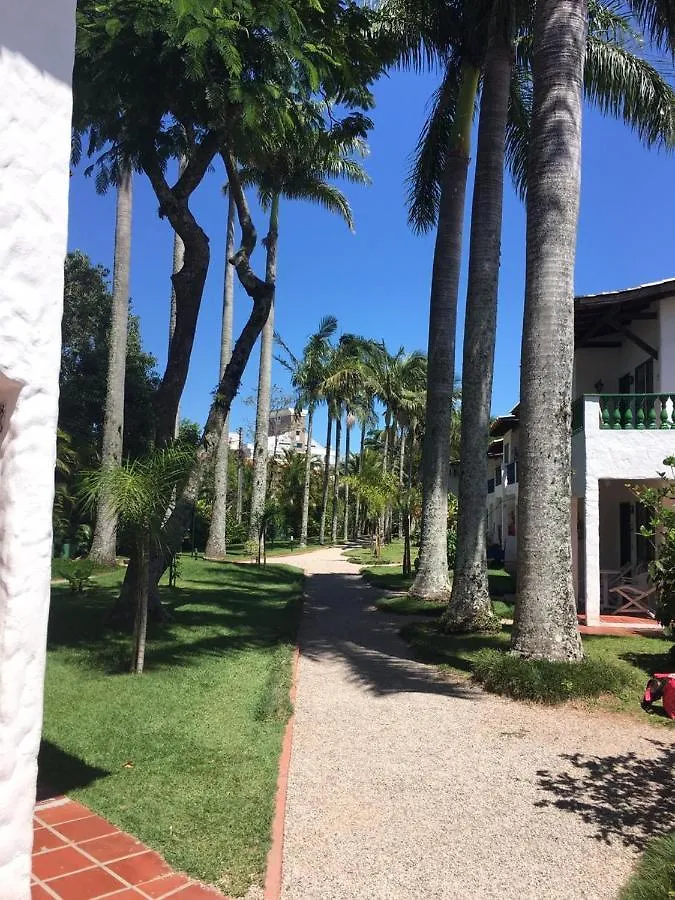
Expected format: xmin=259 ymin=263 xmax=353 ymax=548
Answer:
xmin=299 ymin=570 xmax=479 ymax=701
xmin=535 ymin=739 xmax=675 ymax=850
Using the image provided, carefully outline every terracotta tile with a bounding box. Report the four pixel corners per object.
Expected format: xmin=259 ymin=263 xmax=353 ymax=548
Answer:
xmin=56 ymin=814 xmax=118 ymax=843
xmin=137 ymin=873 xmax=191 ymax=897
xmin=32 ymin=846 xmax=93 ymax=881
xmin=98 ymin=891 xmax=146 ymax=899
xmin=46 ymin=867 xmax=126 ymax=899
xmin=36 ymin=801 xmax=92 ymax=826
xmin=79 ymin=831 xmax=147 ymax=863
xmin=107 ymin=850 xmax=172 ymax=885
xmin=33 ymin=827 xmax=68 ymax=854
xmin=31 ymin=885 xmax=54 ymax=900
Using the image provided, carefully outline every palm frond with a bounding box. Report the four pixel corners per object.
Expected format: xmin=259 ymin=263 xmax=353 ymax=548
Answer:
xmin=584 ymin=36 xmax=675 ymax=148
xmin=626 ymin=0 xmax=675 ymax=54
xmin=282 ymin=182 xmax=356 ymax=231
xmin=505 ymin=65 xmax=532 ymax=201
xmin=406 ymin=56 xmax=462 ymax=233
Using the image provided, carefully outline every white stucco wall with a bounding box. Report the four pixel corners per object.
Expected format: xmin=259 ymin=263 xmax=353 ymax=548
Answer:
xmin=0 ymin=2 xmax=76 ymax=895
xmin=659 ymin=297 xmax=675 ymax=390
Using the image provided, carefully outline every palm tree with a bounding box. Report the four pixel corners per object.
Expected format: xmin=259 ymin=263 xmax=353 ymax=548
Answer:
xmin=169 ymin=155 xmax=187 ymax=440
xmin=276 ymin=316 xmax=338 ymax=548
xmin=511 ymin=0 xmax=587 ymax=661
xmin=447 ymin=0 xmax=675 ymax=633
xmin=205 ymin=191 xmax=237 ymax=559
xmin=82 ymin=446 xmax=193 ymax=673
xmin=243 ymin=126 xmax=370 ymax=547
xmin=89 ymin=165 xmax=133 ymax=566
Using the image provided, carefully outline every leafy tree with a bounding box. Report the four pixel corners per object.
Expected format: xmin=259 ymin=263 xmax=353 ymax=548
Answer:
xmin=59 ymin=251 xmax=159 ymax=463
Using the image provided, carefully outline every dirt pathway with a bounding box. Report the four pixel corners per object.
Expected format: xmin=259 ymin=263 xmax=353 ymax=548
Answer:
xmin=271 ymin=546 xmax=672 ymax=900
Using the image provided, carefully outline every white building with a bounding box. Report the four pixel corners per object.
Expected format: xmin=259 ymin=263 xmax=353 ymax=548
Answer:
xmin=486 ymin=278 xmax=675 ymax=625
xmin=0 ymin=2 xmax=76 ymax=894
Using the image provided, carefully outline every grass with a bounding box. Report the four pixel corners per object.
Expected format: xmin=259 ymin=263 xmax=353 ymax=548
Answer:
xmin=620 ymin=832 xmax=675 ymax=900
xmin=41 ymin=556 xmax=304 ymax=896
xmin=344 ymin=539 xmax=405 ymax=566
xmin=401 ymin=620 xmax=674 ymax=718
xmin=223 ymin=539 xmax=322 ymax=559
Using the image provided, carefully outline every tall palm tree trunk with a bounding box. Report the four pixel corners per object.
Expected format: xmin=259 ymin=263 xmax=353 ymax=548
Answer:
xmin=90 ymin=167 xmax=133 ymax=566
xmin=445 ymin=32 xmax=513 ymax=632
xmin=343 ymin=418 xmax=351 ymax=542
xmin=511 ymin=0 xmax=586 ymax=661
xmin=206 ymin=193 xmax=236 ymax=558
xmin=353 ymin=422 xmax=366 ymax=539
xmin=169 ymin=156 xmax=187 ymax=439
xmin=131 ymin=530 xmax=149 ymax=675
xmin=236 ymin=427 xmax=244 ymax=524
xmin=397 ymin=424 xmax=406 ymax=536
xmin=248 ymin=194 xmax=280 ymax=545
xmin=319 ymin=415 xmax=333 ymax=544
xmin=300 ymin=407 xmax=314 ymax=548
xmin=331 ymin=412 xmax=342 ymax=543
xmin=410 ymin=64 xmax=480 ymax=600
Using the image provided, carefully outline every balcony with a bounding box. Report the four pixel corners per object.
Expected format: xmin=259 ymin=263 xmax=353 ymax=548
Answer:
xmin=571 ymin=393 xmax=675 ymax=492
xmin=572 ymin=393 xmax=674 ymax=432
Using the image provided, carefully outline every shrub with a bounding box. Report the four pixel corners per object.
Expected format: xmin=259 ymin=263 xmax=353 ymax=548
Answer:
xmin=472 ymin=649 xmax=632 ymax=704
xmin=53 ymin=558 xmax=95 ymax=593
xmin=633 ymin=461 xmax=675 ymax=634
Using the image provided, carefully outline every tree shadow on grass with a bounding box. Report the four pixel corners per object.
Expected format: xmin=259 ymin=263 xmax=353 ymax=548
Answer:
xmin=297 ymin=572 xmax=485 ymax=700
xmin=47 ymin=560 xmax=304 ymax=675
xmin=535 ymin=739 xmax=675 ymax=850
xmin=37 ymin=740 xmax=111 ymax=801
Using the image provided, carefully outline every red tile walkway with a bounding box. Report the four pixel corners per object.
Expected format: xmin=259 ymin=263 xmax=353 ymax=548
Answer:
xmin=577 ymin=612 xmax=662 ymax=636
xmin=33 ymin=796 xmax=229 ymax=899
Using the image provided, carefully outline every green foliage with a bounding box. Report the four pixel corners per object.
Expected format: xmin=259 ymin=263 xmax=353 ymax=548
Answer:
xmin=472 ymin=650 xmax=633 ymax=705
xmin=619 ymin=832 xmax=675 ymax=900
xmin=53 ymin=559 xmax=96 ymax=593
xmin=633 ymin=459 xmax=675 ymax=634
xmin=42 ymin=558 xmax=304 ymax=894
xmin=447 ymin=494 xmax=458 ymax=570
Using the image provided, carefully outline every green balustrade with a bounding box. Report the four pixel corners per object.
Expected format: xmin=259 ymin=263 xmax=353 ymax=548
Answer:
xmin=576 ymin=393 xmax=674 ymax=431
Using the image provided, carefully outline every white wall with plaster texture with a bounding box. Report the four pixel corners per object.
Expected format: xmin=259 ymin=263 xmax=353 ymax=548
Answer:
xmin=0 ymin=1 xmax=76 ymax=895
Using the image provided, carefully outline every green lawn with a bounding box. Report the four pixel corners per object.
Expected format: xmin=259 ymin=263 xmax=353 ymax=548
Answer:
xmin=401 ymin=621 xmax=674 ymax=720
xmin=215 ymin=539 xmax=322 ymax=559
xmin=344 ymin=539 xmax=406 ymax=566
xmin=620 ymin=832 xmax=675 ymax=900
xmin=41 ymin=557 xmax=304 ymax=896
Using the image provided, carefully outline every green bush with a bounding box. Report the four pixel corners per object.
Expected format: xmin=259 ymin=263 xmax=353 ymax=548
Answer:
xmin=619 ymin=832 xmax=675 ymax=900
xmin=472 ymin=649 xmax=633 ymax=704
xmin=53 ymin=558 xmax=95 ymax=593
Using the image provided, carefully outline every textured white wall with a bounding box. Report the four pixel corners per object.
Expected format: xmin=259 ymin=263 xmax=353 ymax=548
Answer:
xmin=0 ymin=2 xmax=76 ymax=895
xmin=659 ymin=297 xmax=675 ymax=390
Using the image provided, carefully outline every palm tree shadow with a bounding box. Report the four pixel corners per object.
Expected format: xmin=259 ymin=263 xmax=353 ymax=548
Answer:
xmin=535 ymin=739 xmax=675 ymax=850
xmin=298 ymin=571 xmax=481 ymax=700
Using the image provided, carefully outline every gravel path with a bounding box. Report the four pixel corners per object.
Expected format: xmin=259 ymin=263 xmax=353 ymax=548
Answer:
xmin=271 ymin=546 xmax=672 ymax=900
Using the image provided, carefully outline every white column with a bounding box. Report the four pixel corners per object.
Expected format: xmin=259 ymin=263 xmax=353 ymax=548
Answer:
xmin=0 ymin=3 xmax=76 ymax=896
xmin=571 ymin=497 xmax=579 ymax=606
xmin=584 ymin=479 xmax=601 ymax=625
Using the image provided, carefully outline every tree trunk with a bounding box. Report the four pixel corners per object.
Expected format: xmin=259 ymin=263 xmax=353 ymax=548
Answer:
xmin=397 ymin=425 xmax=406 ymax=536
xmin=131 ymin=530 xmax=149 ymax=674
xmin=205 ymin=192 xmax=236 ymax=559
xmin=353 ymin=423 xmax=365 ymax=539
xmin=343 ymin=419 xmax=351 ymax=543
xmin=119 ymin=153 xmax=275 ymax=608
xmin=319 ymin=415 xmax=333 ymax=544
xmin=236 ymin=427 xmax=244 ymax=524
xmin=90 ymin=167 xmax=132 ymax=566
xmin=410 ymin=63 xmax=479 ymax=601
xmin=444 ymin=33 xmax=513 ymax=633
xmin=248 ymin=195 xmax=279 ymax=543
xmin=331 ymin=412 xmax=342 ymax=544
xmin=511 ymin=0 xmax=586 ymax=661
xmin=300 ymin=406 xmax=314 ymax=548
xmin=169 ymin=155 xmax=187 ymax=439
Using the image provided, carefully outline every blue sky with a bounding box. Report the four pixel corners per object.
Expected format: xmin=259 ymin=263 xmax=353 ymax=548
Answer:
xmin=67 ymin=65 xmax=674 ymax=446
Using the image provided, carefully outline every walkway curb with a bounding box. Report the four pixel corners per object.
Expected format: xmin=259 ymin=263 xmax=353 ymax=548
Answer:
xmin=263 ymin=642 xmax=300 ymax=900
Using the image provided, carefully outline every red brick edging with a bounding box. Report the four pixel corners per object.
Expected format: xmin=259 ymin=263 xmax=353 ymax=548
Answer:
xmin=263 ymin=644 xmax=300 ymax=900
